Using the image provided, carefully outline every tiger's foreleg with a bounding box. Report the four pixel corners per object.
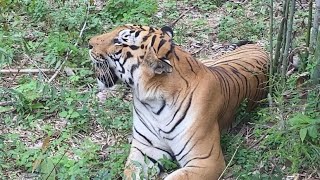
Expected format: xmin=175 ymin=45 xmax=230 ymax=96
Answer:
xmin=165 ymin=122 xmax=226 ymax=180
xmin=124 ymin=138 xmax=173 ymax=179
xmin=165 ymin=147 xmax=225 ymax=180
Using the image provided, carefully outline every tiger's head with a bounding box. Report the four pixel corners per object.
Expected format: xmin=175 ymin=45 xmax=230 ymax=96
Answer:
xmin=89 ymin=25 xmax=174 ymax=89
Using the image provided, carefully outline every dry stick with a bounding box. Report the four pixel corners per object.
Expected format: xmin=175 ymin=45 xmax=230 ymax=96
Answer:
xmin=191 ymin=46 xmax=206 ymax=55
xmin=269 ymin=0 xmax=274 ymax=96
xmin=0 ymin=68 xmax=86 ymax=74
xmin=48 ymin=3 xmax=89 ymax=83
xmin=45 ymin=147 xmax=69 ymax=180
xmin=281 ymin=0 xmax=295 ymax=85
xmin=0 ymin=101 xmax=14 ymax=106
xmin=169 ymin=5 xmax=196 ymax=27
xmin=217 ymin=142 xmax=242 ymax=180
xmin=248 ymin=134 xmax=268 ymax=149
xmin=0 ymin=69 xmax=56 ymax=73
xmin=24 ymin=53 xmax=49 ymax=81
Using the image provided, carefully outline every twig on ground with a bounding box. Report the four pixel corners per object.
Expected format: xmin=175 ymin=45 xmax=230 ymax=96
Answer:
xmin=169 ymin=5 xmax=196 ymax=27
xmin=48 ymin=1 xmax=90 ymax=83
xmin=191 ymin=46 xmax=206 ymax=55
xmin=248 ymin=133 xmax=268 ymax=149
xmin=45 ymin=146 xmax=69 ymax=180
xmin=0 ymin=101 xmax=14 ymax=106
xmin=0 ymin=107 xmax=16 ymax=113
xmin=24 ymin=53 xmax=49 ymax=81
xmin=0 ymin=68 xmax=86 ymax=74
xmin=218 ymin=142 xmax=242 ymax=180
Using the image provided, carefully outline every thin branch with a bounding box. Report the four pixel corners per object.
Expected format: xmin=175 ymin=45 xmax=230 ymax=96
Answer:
xmin=191 ymin=46 xmax=206 ymax=55
xmin=169 ymin=5 xmax=196 ymax=27
xmin=0 ymin=68 xmax=86 ymax=74
xmin=0 ymin=101 xmax=14 ymax=106
xmin=48 ymin=1 xmax=90 ymax=83
xmin=45 ymin=147 xmax=69 ymax=180
xmin=24 ymin=53 xmax=49 ymax=81
xmin=218 ymin=142 xmax=242 ymax=180
xmin=248 ymin=134 xmax=268 ymax=149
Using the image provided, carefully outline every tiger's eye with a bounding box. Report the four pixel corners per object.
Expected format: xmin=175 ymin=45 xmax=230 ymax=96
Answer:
xmin=114 ymin=39 xmax=121 ymax=44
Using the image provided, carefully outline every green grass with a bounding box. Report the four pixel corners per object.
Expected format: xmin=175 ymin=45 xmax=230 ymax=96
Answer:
xmin=1 ymin=0 xmax=319 ymax=179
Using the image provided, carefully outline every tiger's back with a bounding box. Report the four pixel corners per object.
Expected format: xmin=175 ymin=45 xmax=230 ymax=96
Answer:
xmin=202 ymin=44 xmax=268 ymax=129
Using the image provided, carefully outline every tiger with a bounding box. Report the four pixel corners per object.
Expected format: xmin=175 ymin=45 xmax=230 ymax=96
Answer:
xmin=88 ymin=24 xmax=269 ymax=180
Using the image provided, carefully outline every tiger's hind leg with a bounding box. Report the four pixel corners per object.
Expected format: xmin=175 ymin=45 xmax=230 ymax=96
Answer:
xmin=124 ymin=139 xmax=173 ymax=180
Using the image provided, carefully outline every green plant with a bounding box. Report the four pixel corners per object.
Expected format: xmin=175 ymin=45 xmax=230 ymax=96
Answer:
xmin=218 ymin=2 xmax=266 ymax=41
xmin=289 ymin=114 xmax=320 ymax=143
xmin=106 ymin=0 xmax=158 ymax=24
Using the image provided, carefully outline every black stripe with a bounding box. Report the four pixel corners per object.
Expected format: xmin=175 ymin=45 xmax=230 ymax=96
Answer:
xmin=142 ymin=35 xmax=150 ymax=42
xmin=115 ymin=49 xmax=122 ymax=55
xmin=133 ymin=147 xmax=164 ymax=172
xmin=156 ymin=100 xmax=166 ymax=115
xmin=157 ymin=39 xmax=166 ymax=52
xmin=126 ymin=51 xmax=133 ymax=59
xmin=151 ymin=35 xmax=157 ymax=47
xmin=154 ymin=147 xmax=175 ymax=160
xmin=134 ymin=127 xmax=153 ymax=145
xmin=130 ymin=64 xmax=139 ymax=76
xmin=174 ymin=130 xmax=196 ymax=157
xmin=161 ymin=92 xmax=193 ymax=134
xmin=186 ymin=58 xmax=196 ymax=74
xmin=166 ymin=92 xmax=189 ymax=126
xmin=178 ymin=136 xmax=201 ymax=161
xmin=132 ymin=136 xmax=151 ymax=147
xmin=134 ymin=107 xmax=160 ymax=140
xmin=129 ymin=45 xmax=139 ymax=50
xmin=128 ymin=78 xmax=134 ymax=85
xmin=183 ymin=143 xmax=214 ymax=167
xmin=135 ymin=31 xmax=141 ymax=37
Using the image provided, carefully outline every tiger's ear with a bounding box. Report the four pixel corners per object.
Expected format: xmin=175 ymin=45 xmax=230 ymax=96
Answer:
xmin=153 ymin=59 xmax=172 ymax=74
xmin=146 ymin=46 xmax=172 ymax=74
xmin=161 ymin=26 xmax=174 ymax=38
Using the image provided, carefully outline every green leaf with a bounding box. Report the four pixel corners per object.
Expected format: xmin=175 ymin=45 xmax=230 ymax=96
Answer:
xmin=59 ymin=111 xmax=68 ymax=118
xmin=289 ymin=114 xmax=312 ymax=127
xmin=307 ymin=126 xmax=318 ymax=139
xmin=40 ymin=158 xmax=56 ymax=180
xmin=299 ymin=128 xmax=308 ymax=142
xmin=70 ymin=111 xmax=80 ymax=118
xmin=0 ymin=106 xmax=14 ymax=113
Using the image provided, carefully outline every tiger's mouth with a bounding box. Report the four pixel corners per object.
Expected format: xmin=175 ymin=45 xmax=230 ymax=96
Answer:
xmin=89 ymin=50 xmax=118 ymax=88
